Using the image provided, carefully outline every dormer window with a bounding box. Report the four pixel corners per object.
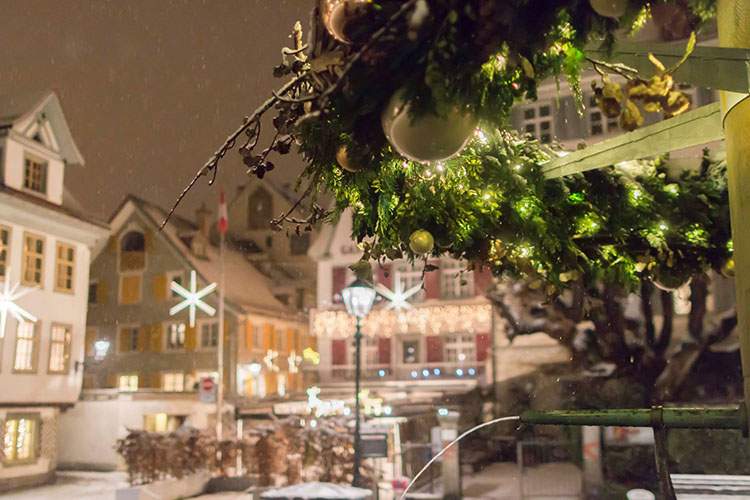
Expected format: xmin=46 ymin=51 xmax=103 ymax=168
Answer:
xmin=120 ymin=231 xmax=146 ymax=271
xmin=23 ymin=155 xmax=47 ymax=194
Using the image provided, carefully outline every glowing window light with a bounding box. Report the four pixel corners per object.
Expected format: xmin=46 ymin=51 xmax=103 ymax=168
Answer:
xmin=169 ymin=270 xmax=216 ymax=327
xmin=0 ymin=268 xmax=38 ymax=339
xmin=438 ymin=408 xmax=449 ymax=416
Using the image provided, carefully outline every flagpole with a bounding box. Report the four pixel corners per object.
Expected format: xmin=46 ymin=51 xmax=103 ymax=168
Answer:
xmin=217 ymin=189 xmax=226 ymax=443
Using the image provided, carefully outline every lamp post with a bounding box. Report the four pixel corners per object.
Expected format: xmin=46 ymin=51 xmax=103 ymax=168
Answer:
xmin=341 ymin=278 xmax=376 ymax=487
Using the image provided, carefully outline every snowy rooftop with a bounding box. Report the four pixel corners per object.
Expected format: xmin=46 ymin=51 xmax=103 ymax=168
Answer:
xmin=260 ymin=482 xmax=372 ymax=500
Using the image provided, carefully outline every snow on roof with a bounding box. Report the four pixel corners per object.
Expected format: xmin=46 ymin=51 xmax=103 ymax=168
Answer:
xmin=129 ymin=196 xmax=293 ymax=317
xmin=260 ymin=482 xmax=372 ymax=500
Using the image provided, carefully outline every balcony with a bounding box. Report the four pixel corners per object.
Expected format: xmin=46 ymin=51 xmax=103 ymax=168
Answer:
xmin=320 ymin=361 xmax=486 ymax=382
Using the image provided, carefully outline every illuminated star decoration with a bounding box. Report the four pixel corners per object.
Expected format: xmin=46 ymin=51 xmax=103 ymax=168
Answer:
xmin=374 ymin=271 xmax=423 ymax=311
xmin=303 ymin=347 xmax=320 ymax=365
xmin=0 ymin=268 xmax=38 ymax=339
xmin=287 ymin=351 xmax=302 ymax=374
xmin=264 ymin=349 xmax=279 ymax=372
xmin=169 ymin=270 xmax=217 ymax=327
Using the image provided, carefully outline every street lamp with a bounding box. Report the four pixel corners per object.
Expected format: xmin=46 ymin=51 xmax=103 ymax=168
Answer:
xmin=341 ymin=278 xmax=376 ymax=487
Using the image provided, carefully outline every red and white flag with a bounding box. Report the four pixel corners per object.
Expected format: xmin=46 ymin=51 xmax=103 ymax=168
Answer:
xmin=217 ymin=187 xmax=228 ymax=234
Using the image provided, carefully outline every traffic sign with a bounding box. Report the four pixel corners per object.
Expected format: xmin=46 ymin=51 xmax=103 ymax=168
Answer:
xmin=199 ymin=376 xmax=217 ymax=403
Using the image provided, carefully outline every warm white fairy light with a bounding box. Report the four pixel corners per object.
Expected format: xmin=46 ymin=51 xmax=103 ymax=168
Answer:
xmin=311 ymin=303 xmax=492 ymax=338
xmin=375 ymin=271 xmax=422 ymax=312
xmin=303 ymin=347 xmax=320 ymax=365
xmin=474 ymin=129 xmax=488 ymax=144
xmin=436 ymin=163 xmax=444 ymax=172
xmin=169 ymin=270 xmax=216 ymax=327
xmin=288 ymin=351 xmax=303 ymax=374
xmin=0 ymin=268 xmax=38 ymax=339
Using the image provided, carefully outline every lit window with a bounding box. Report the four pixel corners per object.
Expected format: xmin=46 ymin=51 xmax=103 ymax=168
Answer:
xmin=23 ymin=156 xmax=47 ymax=193
xmin=119 ymin=326 xmax=139 ymax=352
xmin=277 ymin=373 xmax=286 ymax=396
xmin=167 ymin=323 xmax=186 ymax=349
xmin=22 ymin=233 xmax=44 ymax=286
xmin=48 ymin=324 xmax=72 ymax=373
xmin=118 ymin=374 xmax=138 ymax=391
xmin=55 ymin=242 xmax=75 ymax=293
xmin=14 ymin=322 xmax=38 ymax=372
xmin=200 ymin=321 xmax=219 ymax=348
xmin=441 ymin=260 xmax=474 ymax=299
xmin=392 ymin=262 xmax=426 ymax=302
xmin=162 ymin=372 xmax=184 ymax=392
xmin=3 ymin=415 xmax=38 ymax=464
xmin=144 ymin=413 xmax=185 ymax=433
xmin=521 ymin=102 xmax=554 ymax=144
xmin=445 ymin=332 xmax=476 ymax=363
xmin=0 ymin=225 xmax=9 ymax=280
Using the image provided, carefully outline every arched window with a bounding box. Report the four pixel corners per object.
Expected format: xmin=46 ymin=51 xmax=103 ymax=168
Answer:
xmin=247 ymin=187 xmax=273 ymax=229
xmin=121 ymin=231 xmax=145 ymax=252
xmin=120 ymin=231 xmax=146 ymax=271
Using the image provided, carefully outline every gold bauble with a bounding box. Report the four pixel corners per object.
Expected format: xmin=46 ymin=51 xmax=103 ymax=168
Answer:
xmin=336 ymin=145 xmax=362 ymax=172
xmin=589 ymin=0 xmax=628 ymax=18
xmin=409 ymin=229 xmax=435 ymax=255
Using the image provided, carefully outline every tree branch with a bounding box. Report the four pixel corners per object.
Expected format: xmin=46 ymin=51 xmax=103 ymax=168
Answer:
xmin=161 ymin=74 xmax=307 ymax=230
xmin=688 ymin=273 xmax=708 ymax=342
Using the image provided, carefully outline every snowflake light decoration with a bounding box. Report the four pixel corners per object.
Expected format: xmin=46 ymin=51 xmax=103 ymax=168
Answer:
xmin=0 ymin=268 xmax=38 ymax=339
xmin=288 ymin=350 xmax=303 ymax=374
xmin=169 ymin=270 xmax=216 ymax=327
xmin=264 ymin=349 xmax=279 ymax=372
xmin=374 ymin=271 xmax=423 ymax=311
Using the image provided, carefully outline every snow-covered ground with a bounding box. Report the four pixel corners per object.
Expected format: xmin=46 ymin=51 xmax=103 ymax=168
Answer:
xmin=2 ymin=471 xmax=129 ymax=500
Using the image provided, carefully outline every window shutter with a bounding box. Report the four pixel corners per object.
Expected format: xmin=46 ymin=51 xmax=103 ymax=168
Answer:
xmin=263 ymin=324 xmax=273 ymax=350
xmin=378 ymin=337 xmax=391 ymax=364
xmin=474 ymin=266 xmax=494 ymax=295
xmin=294 ymin=329 xmax=301 ymax=352
xmin=426 ymin=336 xmax=443 ymax=363
xmin=332 ymin=339 xmax=347 ymax=365
xmin=106 ymin=373 xmax=117 ymax=388
xmin=475 ymin=333 xmax=491 ymax=362
xmin=138 ymin=373 xmax=148 ymax=389
xmin=96 ymin=279 xmax=108 ymax=304
xmin=118 ymin=328 xmax=129 ymax=353
xmin=224 ymin=320 xmax=229 ymax=347
xmin=376 ymin=263 xmax=392 ymax=288
xmin=272 ymin=326 xmax=280 ymax=351
xmin=150 ymin=323 xmax=163 ymax=352
xmin=424 ymin=261 xmax=441 ymax=299
xmin=137 ymin=325 xmax=149 ymax=352
xmin=332 ymin=266 xmax=347 ymax=303
xmin=149 ymin=372 xmax=161 ymax=389
xmin=286 ymin=328 xmax=295 ymax=354
xmin=245 ymin=321 xmax=253 ymax=349
xmin=185 ymin=324 xmax=197 ymax=350
xmin=153 ymin=274 xmax=167 ymax=300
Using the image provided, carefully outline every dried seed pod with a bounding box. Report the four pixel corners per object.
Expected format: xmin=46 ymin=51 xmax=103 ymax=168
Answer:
xmin=620 ymin=100 xmax=644 ymax=131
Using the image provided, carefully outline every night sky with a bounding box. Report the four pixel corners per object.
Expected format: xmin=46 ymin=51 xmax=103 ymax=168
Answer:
xmin=0 ymin=0 xmax=310 ymax=221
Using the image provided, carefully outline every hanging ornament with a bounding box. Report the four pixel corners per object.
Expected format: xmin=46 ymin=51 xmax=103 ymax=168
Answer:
xmin=409 ymin=229 xmax=434 ymax=255
xmin=336 ymin=145 xmax=362 ymax=172
xmin=589 ymin=0 xmax=628 ymax=18
xmin=720 ymin=257 xmax=735 ymax=278
xmin=323 ymin=0 xmax=372 ymax=43
xmin=381 ymin=89 xmax=475 ymax=163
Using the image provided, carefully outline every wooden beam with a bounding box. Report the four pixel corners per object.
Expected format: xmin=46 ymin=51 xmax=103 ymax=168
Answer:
xmin=586 ymin=41 xmax=750 ymax=93
xmin=542 ymin=102 xmax=723 ymax=179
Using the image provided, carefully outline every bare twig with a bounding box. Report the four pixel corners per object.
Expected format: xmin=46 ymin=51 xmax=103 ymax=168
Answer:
xmin=585 ymin=57 xmax=640 ymax=80
xmin=271 ymin=182 xmax=316 ymax=229
xmin=161 ymin=74 xmax=307 ymax=229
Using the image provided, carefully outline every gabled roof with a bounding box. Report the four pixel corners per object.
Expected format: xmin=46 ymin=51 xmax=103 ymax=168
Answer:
xmin=0 ymin=90 xmax=85 ymax=165
xmin=109 ymin=195 xmax=296 ymax=318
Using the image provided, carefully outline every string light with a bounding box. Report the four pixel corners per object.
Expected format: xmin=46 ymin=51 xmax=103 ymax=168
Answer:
xmin=311 ymin=304 xmax=492 ymax=338
xmin=436 ymin=163 xmax=444 ymax=173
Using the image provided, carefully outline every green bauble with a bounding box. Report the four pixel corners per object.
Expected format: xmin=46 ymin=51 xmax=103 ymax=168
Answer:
xmin=409 ymin=229 xmax=435 ymax=255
